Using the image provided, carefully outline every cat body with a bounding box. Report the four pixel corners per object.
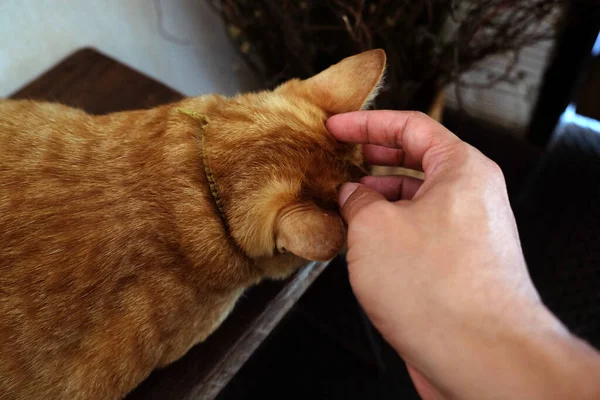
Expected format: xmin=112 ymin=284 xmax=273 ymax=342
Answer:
xmin=0 ymin=50 xmax=386 ymax=399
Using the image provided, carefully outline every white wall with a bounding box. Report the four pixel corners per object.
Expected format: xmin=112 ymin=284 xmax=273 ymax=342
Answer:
xmin=0 ymin=0 xmax=557 ymax=137
xmin=0 ymin=0 xmax=257 ymax=97
xmin=444 ymin=40 xmax=555 ymax=136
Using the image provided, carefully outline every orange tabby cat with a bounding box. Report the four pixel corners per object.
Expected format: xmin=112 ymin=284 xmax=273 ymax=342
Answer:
xmin=0 ymin=50 xmax=386 ymax=399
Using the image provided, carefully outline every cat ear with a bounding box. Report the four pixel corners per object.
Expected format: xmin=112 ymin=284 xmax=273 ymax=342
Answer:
xmin=281 ymin=49 xmax=387 ymax=114
xmin=275 ymin=203 xmax=345 ymax=262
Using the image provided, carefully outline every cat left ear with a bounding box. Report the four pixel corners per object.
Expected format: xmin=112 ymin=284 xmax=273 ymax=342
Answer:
xmin=275 ymin=203 xmax=345 ymax=262
xmin=280 ymin=49 xmax=387 ymax=114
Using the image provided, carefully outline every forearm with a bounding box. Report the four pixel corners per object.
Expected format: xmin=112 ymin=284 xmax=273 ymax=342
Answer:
xmin=391 ymin=303 xmax=600 ymax=400
xmin=443 ymin=309 xmax=600 ymax=400
xmin=330 ymin=109 xmax=600 ymax=400
xmin=528 ymin=327 xmax=600 ymax=400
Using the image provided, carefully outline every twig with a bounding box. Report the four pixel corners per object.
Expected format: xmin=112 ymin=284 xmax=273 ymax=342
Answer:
xmin=208 ymin=0 xmax=569 ymax=113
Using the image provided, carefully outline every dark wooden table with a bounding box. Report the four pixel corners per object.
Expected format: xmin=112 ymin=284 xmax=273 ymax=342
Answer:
xmin=9 ymin=48 xmax=328 ymax=400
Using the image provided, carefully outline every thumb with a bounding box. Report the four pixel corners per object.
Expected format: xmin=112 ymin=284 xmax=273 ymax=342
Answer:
xmin=338 ymin=182 xmax=388 ymax=223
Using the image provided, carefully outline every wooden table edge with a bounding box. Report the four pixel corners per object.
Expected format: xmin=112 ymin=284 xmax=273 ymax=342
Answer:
xmin=187 ymin=260 xmax=329 ymax=399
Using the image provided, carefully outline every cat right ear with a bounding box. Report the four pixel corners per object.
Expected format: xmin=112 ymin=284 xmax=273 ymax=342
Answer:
xmin=274 ymin=202 xmax=345 ymax=262
xmin=278 ymin=49 xmax=387 ymax=115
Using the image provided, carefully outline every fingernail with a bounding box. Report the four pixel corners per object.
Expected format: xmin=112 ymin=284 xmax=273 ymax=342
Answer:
xmin=338 ymin=182 xmax=359 ymax=208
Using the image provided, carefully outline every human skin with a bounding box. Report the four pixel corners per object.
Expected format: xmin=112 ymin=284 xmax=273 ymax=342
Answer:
xmin=327 ymin=110 xmax=600 ymax=400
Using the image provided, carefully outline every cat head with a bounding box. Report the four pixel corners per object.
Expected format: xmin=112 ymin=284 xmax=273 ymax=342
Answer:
xmin=202 ymin=50 xmax=386 ymax=267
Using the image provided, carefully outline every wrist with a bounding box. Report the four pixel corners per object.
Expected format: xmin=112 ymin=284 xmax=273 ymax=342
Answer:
xmin=401 ymin=304 xmax=600 ymax=400
xmin=456 ymin=307 xmax=600 ymax=400
xmin=530 ymin=322 xmax=600 ymax=400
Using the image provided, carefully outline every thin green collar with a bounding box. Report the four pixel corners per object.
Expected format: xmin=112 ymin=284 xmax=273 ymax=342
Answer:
xmin=178 ymin=108 xmax=229 ymax=232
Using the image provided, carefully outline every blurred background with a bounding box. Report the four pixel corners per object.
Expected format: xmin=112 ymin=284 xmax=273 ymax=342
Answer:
xmin=0 ymin=0 xmax=259 ymax=97
xmin=2 ymin=1 xmax=599 ymax=399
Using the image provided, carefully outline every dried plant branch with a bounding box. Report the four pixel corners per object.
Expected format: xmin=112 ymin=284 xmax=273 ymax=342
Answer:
xmin=208 ymin=0 xmax=587 ymax=111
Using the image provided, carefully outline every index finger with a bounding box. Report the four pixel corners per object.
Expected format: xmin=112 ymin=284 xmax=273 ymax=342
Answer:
xmin=326 ymin=110 xmax=462 ymax=174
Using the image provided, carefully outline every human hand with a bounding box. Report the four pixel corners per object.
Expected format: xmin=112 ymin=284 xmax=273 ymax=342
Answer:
xmin=327 ymin=111 xmax=600 ymax=400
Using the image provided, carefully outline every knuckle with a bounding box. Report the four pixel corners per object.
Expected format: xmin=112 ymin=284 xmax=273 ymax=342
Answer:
xmin=428 ymin=141 xmax=470 ymax=169
xmin=464 ymin=146 xmax=505 ymax=183
xmin=457 ymin=144 xmax=497 ymax=172
xmin=484 ymin=158 xmax=504 ymax=179
xmin=403 ymin=111 xmax=430 ymax=134
xmin=410 ymin=110 xmax=429 ymax=121
xmin=455 ymin=142 xmax=476 ymax=162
